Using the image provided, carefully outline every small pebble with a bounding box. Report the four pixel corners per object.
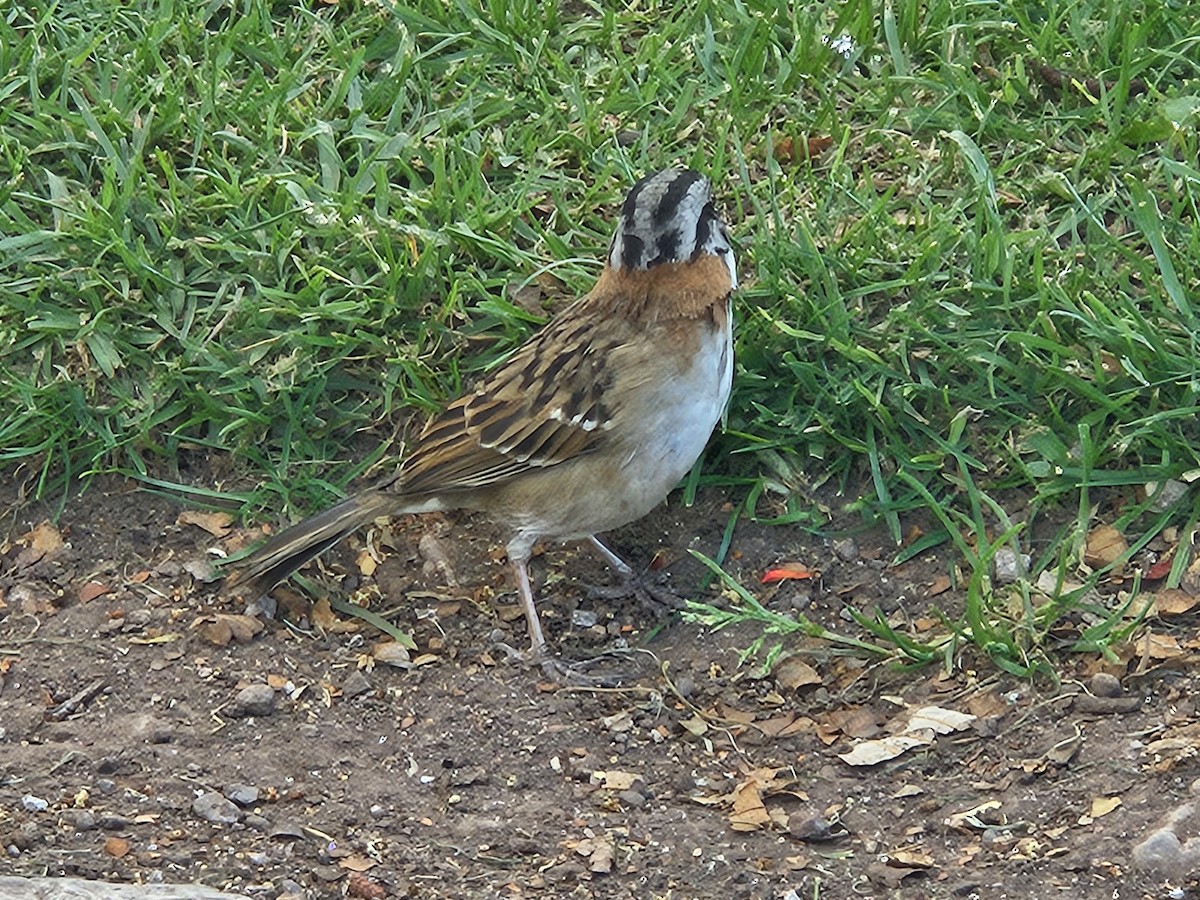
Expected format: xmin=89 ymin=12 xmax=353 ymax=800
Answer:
xmin=673 ymin=674 xmax=695 ymax=699
xmin=193 ymin=792 xmax=241 ymax=824
xmin=71 ymin=810 xmax=97 ymax=831
xmin=225 ymin=784 xmax=259 ymax=807
xmin=21 ymin=795 xmax=48 ymax=813
xmin=992 ymin=549 xmax=1031 ymax=585
xmin=617 ymin=789 xmax=647 ymax=809
xmin=95 ymin=778 xmax=118 ymax=795
xmin=571 ymin=609 xmax=599 ymax=628
xmin=1090 ymin=672 xmax=1123 ymax=698
xmin=243 ymin=814 xmax=271 ymax=831
xmin=10 ymin=822 xmax=39 ymax=850
xmin=97 ymin=814 xmax=130 ymax=831
xmin=831 ymin=538 xmax=859 ymax=561
xmin=232 ymin=684 xmax=276 ymax=718
xmin=341 ymin=670 xmax=373 ymax=699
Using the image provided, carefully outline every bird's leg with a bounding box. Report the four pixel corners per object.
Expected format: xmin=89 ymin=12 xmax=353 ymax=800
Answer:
xmin=510 ymin=555 xmax=547 ymax=656
xmin=586 ymin=535 xmax=634 ymax=578
xmin=583 ymin=535 xmax=682 ymax=614
xmin=490 ymin=543 xmax=649 ymax=686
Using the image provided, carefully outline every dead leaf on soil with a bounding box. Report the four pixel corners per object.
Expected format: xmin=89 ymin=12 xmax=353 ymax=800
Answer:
xmin=757 ymin=713 xmax=816 ymax=738
xmin=1141 ymin=631 xmax=1184 ymax=660
xmin=1084 ymin=524 xmax=1127 ymax=574
xmin=194 ymin=613 xmax=264 ymax=646
xmin=338 ymin=854 xmax=378 ymax=872
xmin=15 ymin=521 xmax=64 ymax=567
xmin=78 ymin=581 xmax=110 ymax=603
xmin=945 ymin=800 xmax=1003 ymax=831
xmin=313 ymin=597 xmax=360 ymax=634
xmin=372 ymin=641 xmax=412 ymax=668
xmin=889 ymin=849 xmax=935 ymax=868
xmin=838 ymin=704 xmax=975 ymax=766
xmin=761 ymin=562 xmax=817 ymax=583
xmin=964 ymin=689 xmax=1009 ymax=720
xmin=730 ymin=777 xmax=773 ymax=831
xmin=571 ymin=835 xmax=615 ymax=873
xmin=1090 ymin=796 xmax=1122 ymax=818
xmin=1152 ymin=589 xmax=1198 ymax=617
xmin=356 ymin=548 xmax=377 ymax=577
xmin=176 ymin=509 xmax=233 ymax=537
xmin=593 ymin=770 xmax=641 ymax=791
xmin=928 ymin=574 xmax=952 ymax=597
xmin=905 ymin=706 xmax=977 ymax=735
xmin=771 ymin=656 xmax=821 ymax=690
xmin=838 ymin=734 xmax=930 ymax=767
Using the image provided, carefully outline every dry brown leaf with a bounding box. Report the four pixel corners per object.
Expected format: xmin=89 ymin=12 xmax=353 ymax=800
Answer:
xmin=16 ymin=521 xmax=64 ymax=567
xmin=78 ymin=581 xmax=110 ymax=603
xmin=1143 ymin=631 xmax=1184 ymax=659
xmin=372 ymin=641 xmax=411 ymax=668
xmin=928 ymin=574 xmax=952 ymax=597
xmin=356 ymin=548 xmax=377 ymax=577
xmin=1153 ymin=589 xmax=1198 ymax=617
xmin=593 ymin=770 xmax=641 ymax=791
xmin=338 ymin=854 xmax=378 ymax=872
xmin=839 ymin=734 xmax=930 ymax=767
xmin=889 ymin=849 xmax=935 ymax=868
xmin=572 ymin=836 xmax=614 ymax=873
xmin=730 ymin=779 xmax=771 ymax=831
xmin=177 ymin=509 xmax=233 ymax=537
xmin=1091 ymin=796 xmax=1122 ymax=817
xmin=772 ymin=656 xmax=821 ymax=690
xmin=714 ymin=702 xmax=757 ymax=725
xmin=965 ymin=689 xmax=1009 ymax=720
xmin=904 ymin=706 xmax=976 ymax=735
xmin=758 ymin=713 xmax=816 ymax=738
xmin=195 ymin=614 xmax=264 ymax=646
xmin=1084 ymin=525 xmax=1127 ymax=573
xmin=313 ymin=597 xmax=360 ymax=634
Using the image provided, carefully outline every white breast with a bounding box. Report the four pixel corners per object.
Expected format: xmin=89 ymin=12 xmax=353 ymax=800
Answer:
xmin=624 ymin=306 xmax=733 ymax=491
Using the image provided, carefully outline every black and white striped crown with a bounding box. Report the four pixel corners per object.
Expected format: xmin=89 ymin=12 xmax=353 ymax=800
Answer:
xmin=607 ymin=168 xmax=736 ymax=289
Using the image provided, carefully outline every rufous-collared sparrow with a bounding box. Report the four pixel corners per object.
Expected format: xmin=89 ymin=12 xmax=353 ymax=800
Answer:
xmin=226 ymin=168 xmax=737 ymax=657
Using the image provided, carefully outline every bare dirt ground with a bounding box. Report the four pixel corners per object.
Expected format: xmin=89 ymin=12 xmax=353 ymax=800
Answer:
xmin=1 ymin=474 xmax=1197 ymax=899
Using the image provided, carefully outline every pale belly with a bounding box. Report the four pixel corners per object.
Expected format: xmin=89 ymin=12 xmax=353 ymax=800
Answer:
xmin=519 ymin=314 xmax=733 ymax=541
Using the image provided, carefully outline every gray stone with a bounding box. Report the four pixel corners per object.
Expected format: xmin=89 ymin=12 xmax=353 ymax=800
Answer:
xmin=223 ymin=784 xmax=258 ymax=807
xmin=232 ymin=684 xmax=276 ymax=717
xmin=191 ymin=792 xmax=241 ymax=825
xmin=0 ymin=876 xmax=247 ymax=898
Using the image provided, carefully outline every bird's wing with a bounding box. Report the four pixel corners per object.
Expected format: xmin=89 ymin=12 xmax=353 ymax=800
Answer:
xmin=395 ymin=304 xmax=622 ymax=496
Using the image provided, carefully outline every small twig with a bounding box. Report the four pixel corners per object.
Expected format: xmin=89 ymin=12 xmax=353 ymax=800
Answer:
xmin=45 ymin=678 xmax=108 ymax=721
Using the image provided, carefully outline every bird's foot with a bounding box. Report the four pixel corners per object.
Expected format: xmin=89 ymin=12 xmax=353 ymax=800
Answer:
xmin=488 ymin=631 xmax=642 ymax=687
xmin=584 ymin=573 xmax=683 ymax=617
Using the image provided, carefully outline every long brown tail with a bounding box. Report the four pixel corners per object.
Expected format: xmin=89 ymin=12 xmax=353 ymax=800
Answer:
xmin=224 ymin=491 xmax=395 ymax=598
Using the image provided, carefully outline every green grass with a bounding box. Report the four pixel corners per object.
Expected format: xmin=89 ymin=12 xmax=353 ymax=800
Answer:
xmin=2 ymin=0 xmax=1199 ymax=673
